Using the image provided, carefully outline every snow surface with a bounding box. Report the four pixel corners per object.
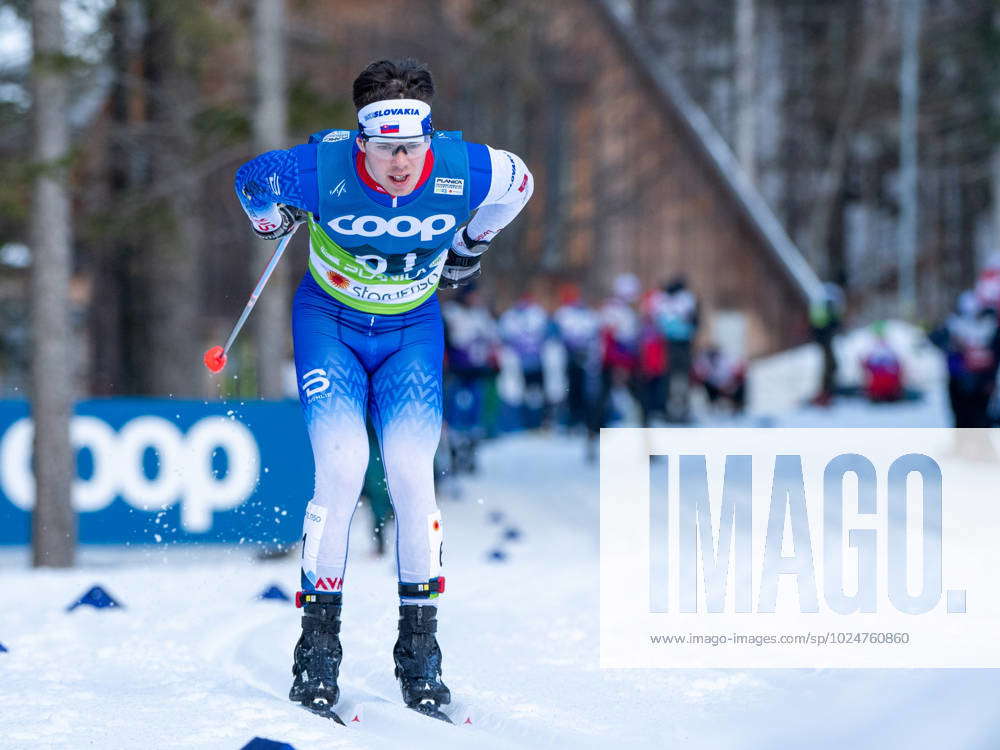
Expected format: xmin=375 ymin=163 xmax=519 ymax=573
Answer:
xmin=3 ymin=345 xmax=1000 ymax=749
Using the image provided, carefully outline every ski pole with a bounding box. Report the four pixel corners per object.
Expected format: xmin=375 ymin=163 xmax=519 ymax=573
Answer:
xmin=203 ymin=223 xmax=301 ymax=373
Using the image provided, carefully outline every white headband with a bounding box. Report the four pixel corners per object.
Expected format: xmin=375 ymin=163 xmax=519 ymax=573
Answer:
xmin=357 ymin=98 xmax=433 ymax=139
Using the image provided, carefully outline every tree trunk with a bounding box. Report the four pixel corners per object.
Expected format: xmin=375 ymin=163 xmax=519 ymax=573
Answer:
xmin=139 ymin=2 xmax=202 ymax=396
xmin=993 ymin=147 xmax=1000 ymax=264
xmin=898 ymin=0 xmax=922 ymax=319
xmin=992 ymin=6 xmax=1000 ymax=266
xmin=93 ymin=0 xmax=142 ymax=395
xmin=735 ymin=0 xmax=756 ymax=182
xmin=253 ymin=0 xmax=290 ymax=399
xmin=30 ymin=0 xmax=76 ymax=567
xmin=802 ymin=4 xmax=884 ymax=279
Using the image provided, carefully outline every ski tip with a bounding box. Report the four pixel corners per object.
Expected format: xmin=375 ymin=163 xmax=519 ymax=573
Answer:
xmin=411 ymin=704 xmax=453 ymax=723
xmin=300 ymin=701 xmax=345 ymax=726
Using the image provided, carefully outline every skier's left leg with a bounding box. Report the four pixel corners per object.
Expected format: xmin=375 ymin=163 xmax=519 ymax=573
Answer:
xmin=369 ymin=327 xmax=445 ymax=594
xmin=368 ymin=305 xmax=451 ymax=718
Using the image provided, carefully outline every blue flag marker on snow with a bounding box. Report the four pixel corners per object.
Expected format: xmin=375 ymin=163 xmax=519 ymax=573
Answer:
xmin=67 ymin=585 xmax=122 ymax=612
xmin=240 ymin=738 xmax=296 ymax=750
xmin=503 ymin=527 xmax=522 ymax=542
xmin=487 ymin=548 xmax=508 ymax=562
xmin=0 ymin=642 xmax=7 ymax=652
xmin=257 ymin=584 xmax=290 ymax=602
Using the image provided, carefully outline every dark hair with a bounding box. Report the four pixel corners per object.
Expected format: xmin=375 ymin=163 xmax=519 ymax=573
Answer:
xmin=663 ymin=275 xmax=688 ymax=294
xmin=352 ymin=59 xmax=435 ymax=110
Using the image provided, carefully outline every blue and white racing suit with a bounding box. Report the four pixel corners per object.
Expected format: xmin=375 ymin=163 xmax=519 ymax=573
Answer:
xmin=235 ymin=128 xmax=532 ymax=603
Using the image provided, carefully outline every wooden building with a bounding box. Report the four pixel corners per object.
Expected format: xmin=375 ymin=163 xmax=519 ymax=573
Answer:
xmin=280 ymin=0 xmax=822 ymax=357
xmin=544 ymin=0 xmax=823 ymax=356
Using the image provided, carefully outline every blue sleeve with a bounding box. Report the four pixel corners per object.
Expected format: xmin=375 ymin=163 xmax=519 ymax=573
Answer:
xmin=292 ymin=144 xmax=319 ymax=215
xmin=466 ymin=142 xmax=492 ymax=210
xmin=233 ymin=144 xmax=319 ymax=216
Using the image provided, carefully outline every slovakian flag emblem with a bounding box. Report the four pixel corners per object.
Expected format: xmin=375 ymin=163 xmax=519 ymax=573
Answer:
xmin=380 ymin=124 xmax=400 ymax=134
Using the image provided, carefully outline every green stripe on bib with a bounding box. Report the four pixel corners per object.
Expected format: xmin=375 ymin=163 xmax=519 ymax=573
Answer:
xmin=307 ymin=219 xmax=446 ymax=314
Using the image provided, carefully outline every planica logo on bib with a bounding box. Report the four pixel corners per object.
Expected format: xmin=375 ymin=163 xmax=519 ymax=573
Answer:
xmin=329 ymin=214 xmax=456 ymax=242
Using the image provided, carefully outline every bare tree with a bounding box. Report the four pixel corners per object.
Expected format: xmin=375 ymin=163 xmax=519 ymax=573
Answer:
xmin=30 ymin=0 xmax=76 ymax=567
xmin=252 ymin=0 xmax=291 ymax=398
xmin=801 ymin=3 xmax=886 ymax=276
xmin=735 ymin=0 xmax=756 ymax=182
xmin=993 ymin=5 xmax=1000 ymax=263
xmin=140 ymin=1 xmax=204 ymax=396
xmin=898 ymin=0 xmax=923 ymax=319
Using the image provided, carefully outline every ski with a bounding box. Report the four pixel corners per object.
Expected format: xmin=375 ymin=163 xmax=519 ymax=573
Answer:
xmin=410 ymin=700 xmax=453 ymax=723
xmin=299 ymin=699 xmax=344 ymax=726
xmin=297 ymin=695 xmax=475 ymax=728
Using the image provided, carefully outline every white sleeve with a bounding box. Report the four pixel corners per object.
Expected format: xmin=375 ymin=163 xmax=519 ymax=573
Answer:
xmin=464 ymin=146 xmax=533 ymax=244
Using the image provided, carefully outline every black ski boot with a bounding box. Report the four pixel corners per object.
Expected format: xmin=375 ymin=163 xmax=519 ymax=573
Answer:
xmin=393 ymin=604 xmax=452 ymax=722
xmin=289 ymin=591 xmax=344 ymax=724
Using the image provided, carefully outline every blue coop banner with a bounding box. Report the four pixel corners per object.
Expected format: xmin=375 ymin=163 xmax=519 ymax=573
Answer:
xmin=0 ymin=400 xmax=312 ymax=545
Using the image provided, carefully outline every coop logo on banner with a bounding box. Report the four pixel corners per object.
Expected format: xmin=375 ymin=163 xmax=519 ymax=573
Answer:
xmin=0 ymin=415 xmax=259 ymax=533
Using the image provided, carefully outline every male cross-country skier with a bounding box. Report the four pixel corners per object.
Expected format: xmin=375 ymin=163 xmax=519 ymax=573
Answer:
xmin=233 ymin=58 xmax=533 ymax=722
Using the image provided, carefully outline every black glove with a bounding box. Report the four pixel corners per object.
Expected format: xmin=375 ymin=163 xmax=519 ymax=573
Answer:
xmin=440 ymin=250 xmax=481 ymax=289
xmin=250 ymin=204 xmax=308 ymax=240
xmin=440 ymin=227 xmax=490 ymax=289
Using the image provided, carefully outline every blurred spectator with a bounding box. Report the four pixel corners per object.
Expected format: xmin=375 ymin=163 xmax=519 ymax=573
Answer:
xmin=974 ymin=255 xmax=1000 ymax=312
xmin=693 ymin=345 xmax=746 ymax=414
xmin=860 ymin=322 xmax=904 ymax=403
xmin=552 ymin=283 xmax=601 ymax=431
xmin=588 ymin=274 xmax=642 ymax=450
xmin=499 ymin=293 xmax=552 ymax=429
xmin=933 ymin=291 xmax=1000 ymax=427
xmin=638 ymin=289 xmax=669 ymax=425
xmin=809 ymin=282 xmax=844 ymax=406
xmin=442 ymin=285 xmax=499 ymax=474
xmin=656 ymin=276 xmax=699 ymax=422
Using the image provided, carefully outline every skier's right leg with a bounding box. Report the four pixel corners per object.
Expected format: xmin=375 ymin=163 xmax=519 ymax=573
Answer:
xmin=294 ymin=320 xmax=369 ymax=595
xmin=288 ymin=591 xmax=344 ymax=721
xmin=288 ymin=278 xmax=371 ymax=717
